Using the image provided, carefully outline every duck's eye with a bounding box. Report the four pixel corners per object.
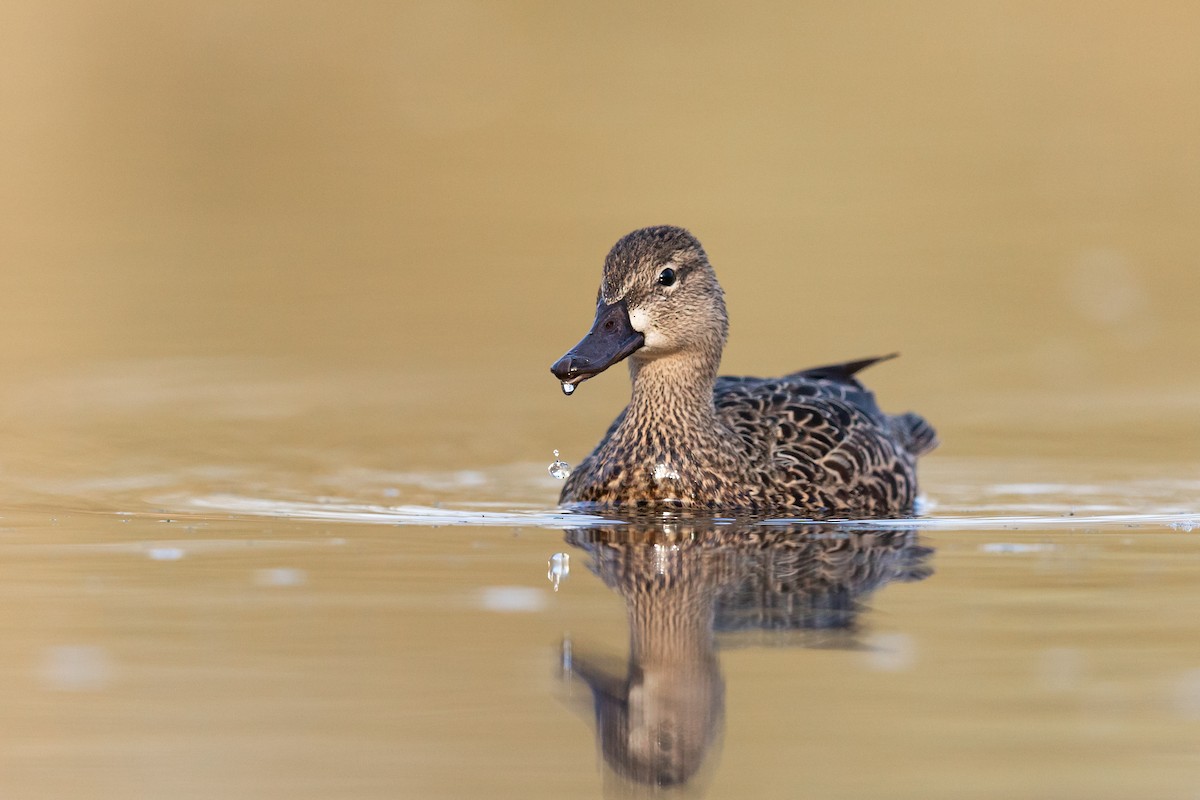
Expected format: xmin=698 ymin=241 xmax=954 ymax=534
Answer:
xmin=657 ymin=268 xmax=676 ymax=287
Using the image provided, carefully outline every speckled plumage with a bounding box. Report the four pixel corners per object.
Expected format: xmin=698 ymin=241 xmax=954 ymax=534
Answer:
xmin=552 ymin=226 xmax=937 ymax=515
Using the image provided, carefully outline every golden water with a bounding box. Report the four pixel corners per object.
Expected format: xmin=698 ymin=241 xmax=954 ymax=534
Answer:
xmin=2 ymin=3 xmax=1200 ymax=798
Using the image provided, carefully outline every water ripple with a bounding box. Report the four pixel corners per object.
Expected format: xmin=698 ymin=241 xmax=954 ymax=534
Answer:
xmin=169 ymin=493 xmax=1200 ymax=532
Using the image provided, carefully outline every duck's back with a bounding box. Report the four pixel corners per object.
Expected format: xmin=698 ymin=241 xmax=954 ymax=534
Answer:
xmin=714 ymin=356 xmax=937 ymax=514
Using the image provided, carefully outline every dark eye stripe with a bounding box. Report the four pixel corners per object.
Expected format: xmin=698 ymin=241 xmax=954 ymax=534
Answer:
xmin=658 ymin=267 xmax=676 ymax=286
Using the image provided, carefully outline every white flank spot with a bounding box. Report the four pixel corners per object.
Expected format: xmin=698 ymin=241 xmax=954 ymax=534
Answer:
xmin=653 ymin=463 xmax=680 ymax=482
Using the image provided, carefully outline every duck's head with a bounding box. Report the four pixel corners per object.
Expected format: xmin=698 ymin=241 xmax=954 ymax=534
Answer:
xmin=551 ymin=226 xmax=728 ymax=393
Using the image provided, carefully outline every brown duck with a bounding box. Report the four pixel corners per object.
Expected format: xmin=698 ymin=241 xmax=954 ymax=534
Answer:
xmin=550 ymin=226 xmax=937 ymax=515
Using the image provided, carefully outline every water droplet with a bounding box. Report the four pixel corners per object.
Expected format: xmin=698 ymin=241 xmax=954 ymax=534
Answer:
xmin=547 ymin=552 xmax=569 ymax=591
xmin=560 ymin=381 xmax=576 ymax=396
xmin=561 ymin=637 xmax=573 ymax=672
xmin=548 ymin=450 xmax=572 ymax=480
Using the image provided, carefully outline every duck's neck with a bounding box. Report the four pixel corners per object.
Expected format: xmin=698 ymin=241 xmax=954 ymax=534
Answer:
xmin=627 ymin=351 xmax=720 ymax=429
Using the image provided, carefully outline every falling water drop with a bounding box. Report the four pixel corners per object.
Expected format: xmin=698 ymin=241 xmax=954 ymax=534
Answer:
xmin=560 ymin=381 xmax=576 ymax=396
xmin=547 ymin=552 xmax=570 ymax=591
xmin=548 ymin=450 xmax=572 ymax=480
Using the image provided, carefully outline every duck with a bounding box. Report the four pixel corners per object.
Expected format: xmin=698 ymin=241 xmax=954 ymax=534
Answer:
xmin=550 ymin=225 xmax=937 ymax=515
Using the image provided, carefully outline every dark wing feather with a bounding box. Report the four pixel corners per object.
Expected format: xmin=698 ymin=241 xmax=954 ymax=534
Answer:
xmin=786 ymin=353 xmax=897 ymax=383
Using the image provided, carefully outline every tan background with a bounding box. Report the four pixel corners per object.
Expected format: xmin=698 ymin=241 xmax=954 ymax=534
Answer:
xmin=2 ymin=1 xmax=1199 ymax=462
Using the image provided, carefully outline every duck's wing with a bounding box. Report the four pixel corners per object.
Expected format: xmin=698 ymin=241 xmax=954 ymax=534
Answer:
xmin=713 ymin=362 xmax=934 ymax=511
xmin=716 ymin=354 xmax=896 ymax=426
xmin=782 ymin=354 xmax=937 ymax=457
xmin=714 ymin=373 xmax=890 ymax=447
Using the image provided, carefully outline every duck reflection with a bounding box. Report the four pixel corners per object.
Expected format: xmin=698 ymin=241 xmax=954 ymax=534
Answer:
xmin=560 ymin=518 xmax=932 ymax=791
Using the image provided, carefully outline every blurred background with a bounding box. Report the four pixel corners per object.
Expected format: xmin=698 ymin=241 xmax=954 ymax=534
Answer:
xmin=2 ymin=0 xmax=1200 ymax=476
xmin=4 ymin=5 xmax=1200 ymax=798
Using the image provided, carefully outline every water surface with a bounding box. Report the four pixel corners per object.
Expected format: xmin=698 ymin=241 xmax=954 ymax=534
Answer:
xmin=1 ymin=360 xmax=1198 ymax=799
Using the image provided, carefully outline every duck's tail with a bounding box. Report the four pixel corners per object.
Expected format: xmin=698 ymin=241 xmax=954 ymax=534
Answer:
xmin=892 ymin=412 xmax=939 ymax=457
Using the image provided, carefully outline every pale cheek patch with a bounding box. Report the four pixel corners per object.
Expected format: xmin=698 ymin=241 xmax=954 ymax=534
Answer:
xmin=628 ymin=307 xmax=669 ymax=349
